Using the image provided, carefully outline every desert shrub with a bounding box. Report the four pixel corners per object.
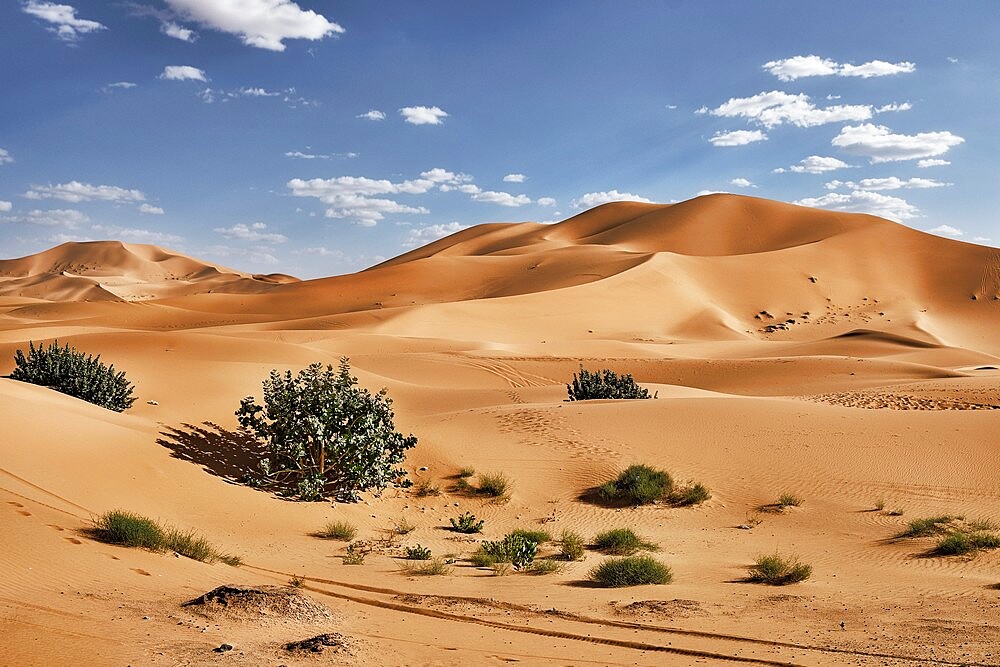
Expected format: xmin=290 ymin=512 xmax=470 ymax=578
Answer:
xmin=874 ymin=498 xmax=886 ymax=512
xmin=469 ymin=551 xmax=496 ymax=567
xmin=899 ymin=515 xmax=957 ymax=538
xmin=599 ymin=464 xmax=673 ymax=505
xmin=400 ymin=557 xmax=450 ymax=575
xmin=449 ymin=512 xmax=484 ymax=534
xmin=318 ymin=520 xmax=357 ymax=541
xmin=593 ymin=528 xmax=657 ymax=555
xmin=414 ymin=479 xmax=440 ymax=497
xmin=527 ymin=558 xmax=564 ymax=575
xmin=968 ymin=518 xmax=1000 ymax=532
xmin=476 ymin=472 xmax=511 ymax=499
xmin=490 ymin=562 xmax=512 ymax=576
xmin=567 ymin=366 xmax=655 ymax=401
xmin=934 ymin=530 xmax=1000 ymax=555
xmin=509 ymin=528 xmax=551 ymax=544
xmin=393 ymin=517 xmax=416 ymax=535
xmin=748 ymin=554 xmax=812 ymax=585
xmin=476 ymin=534 xmax=538 ymax=570
xmin=404 ymin=544 xmax=432 ymax=560
xmin=559 ymin=529 xmax=585 ymax=561
xmin=343 ymin=543 xmax=368 ymax=565
xmin=589 ymin=556 xmax=672 ymax=587
xmin=288 ymin=575 xmax=305 ymax=588
xmin=93 ymin=510 xmax=164 ymax=550
xmin=11 ymin=340 xmax=136 ymax=412
xmin=164 ymin=529 xmax=216 ymax=562
xmin=458 ymin=466 xmax=476 ymax=478
xmin=673 ymin=482 xmax=711 ymax=506
xmin=777 ymin=493 xmax=803 ymax=508
xmin=236 ymin=358 xmax=416 ymax=501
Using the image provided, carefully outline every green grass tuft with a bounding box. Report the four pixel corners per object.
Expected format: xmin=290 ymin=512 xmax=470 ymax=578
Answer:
xmin=93 ymin=510 xmax=165 ymax=550
xmin=898 ymin=515 xmax=957 ymax=538
xmin=672 ymin=482 xmax=711 ymax=506
xmin=559 ymin=529 xmax=585 ymax=561
xmin=476 ymin=472 xmax=511 ymax=498
xmin=593 ymin=528 xmax=657 ymax=555
xmin=777 ymin=493 xmax=803 ymax=508
xmin=509 ymin=528 xmax=551 ymax=544
xmin=319 ymin=520 xmax=357 ymax=541
xmin=748 ymin=554 xmax=812 ymax=585
xmin=458 ymin=466 xmax=476 ymax=478
xmin=589 ymin=556 xmax=672 ymax=587
xmin=599 ymin=464 xmax=672 ymax=505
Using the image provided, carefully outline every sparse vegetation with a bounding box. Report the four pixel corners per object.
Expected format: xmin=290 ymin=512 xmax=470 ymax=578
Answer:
xmin=458 ymin=466 xmax=476 ymax=478
xmin=593 ymin=528 xmax=658 ymax=555
xmin=414 ymin=479 xmax=440 ymax=497
xmin=318 ymin=520 xmax=357 ymax=541
xmin=476 ymin=533 xmax=538 ymax=570
xmin=874 ymin=498 xmax=886 ymax=512
xmin=934 ymin=531 xmax=1000 ymax=556
xmin=490 ymin=562 xmax=512 ymax=576
xmin=527 ymin=558 xmax=564 ymax=575
xmin=673 ymin=482 xmax=712 ymax=506
xmin=599 ymin=464 xmax=673 ymax=505
xmin=509 ymin=528 xmax=551 ymax=544
xmin=567 ymin=366 xmax=656 ymax=401
xmin=11 ymin=340 xmax=136 ymax=412
xmin=476 ymin=472 xmax=511 ymax=499
xmin=449 ymin=512 xmax=484 ymax=534
xmin=342 ymin=543 xmax=368 ymax=565
xmin=91 ymin=510 xmax=240 ymax=565
xmin=748 ymin=554 xmax=812 ymax=585
xmin=288 ymin=575 xmax=305 ymax=588
xmin=899 ymin=515 xmax=958 ymax=538
xmin=589 ymin=556 xmax=673 ymax=587
xmin=399 ymin=557 xmax=451 ymax=575
xmin=559 ymin=529 xmax=585 ymax=561
xmin=777 ymin=493 xmax=803 ymax=508
xmin=404 ymin=544 xmax=432 ymax=560
xmin=393 ymin=517 xmax=416 ymax=535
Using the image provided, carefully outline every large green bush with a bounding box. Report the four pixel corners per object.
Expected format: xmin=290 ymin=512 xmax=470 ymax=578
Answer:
xmin=589 ymin=556 xmax=673 ymax=587
xmin=10 ymin=340 xmax=136 ymax=412
xmin=236 ymin=358 xmax=416 ymax=501
xmin=567 ymin=367 xmax=655 ymax=401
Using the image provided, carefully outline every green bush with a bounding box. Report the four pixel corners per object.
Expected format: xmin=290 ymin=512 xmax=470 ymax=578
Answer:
xmin=343 ymin=543 xmax=368 ymax=565
xmin=93 ymin=510 xmax=164 ymax=550
xmin=593 ymin=528 xmax=658 ymax=555
xmin=476 ymin=472 xmax=511 ymax=499
xmin=449 ymin=512 xmax=484 ymax=534
xmin=777 ymin=493 xmax=803 ymax=508
xmin=748 ymin=554 xmax=812 ymax=585
xmin=899 ymin=515 xmax=957 ymax=538
xmin=589 ymin=556 xmax=672 ymax=587
xmin=404 ymin=544 xmax=432 ymax=560
xmin=11 ymin=340 xmax=136 ymax=412
xmin=458 ymin=467 xmax=476 ymax=478
xmin=559 ymin=529 xmax=585 ymax=561
xmin=527 ymin=558 xmax=563 ymax=575
xmin=477 ymin=533 xmax=538 ymax=570
xmin=318 ymin=520 xmax=357 ymax=541
xmin=236 ymin=358 xmax=416 ymax=501
xmin=934 ymin=531 xmax=1000 ymax=555
xmin=673 ymin=482 xmax=712 ymax=506
xmin=599 ymin=465 xmax=673 ymax=505
xmin=567 ymin=366 xmax=655 ymax=401
xmin=509 ymin=528 xmax=551 ymax=544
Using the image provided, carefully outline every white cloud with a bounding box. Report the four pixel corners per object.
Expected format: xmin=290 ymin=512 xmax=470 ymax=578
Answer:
xmin=774 ymin=155 xmax=851 ymax=174
xmin=288 ymin=175 xmax=436 ymax=225
xmin=831 ymin=123 xmax=965 ymax=163
xmin=399 ymin=106 xmax=448 ymax=125
xmin=471 ymin=190 xmax=532 ymax=207
xmin=0 ymin=201 xmax=12 ymax=212
xmin=571 ymin=190 xmax=653 ymax=209
xmin=103 ymin=81 xmax=137 ymax=91
xmin=947 ymin=57 xmax=959 ymax=64
xmin=502 ymin=173 xmax=526 ymax=183
xmin=763 ymin=55 xmax=915 ymax=81
xmin=706 ymin=91 xmax=874 ymax=129
xmin=0 ymin=148 xmax=12 ymax=165
xmin=973 ymin=236 xmax=992 ymax=243
xmin=824 ymin=177 xmax=950 ymax=191
xmin=160 ymin=65 xmax=208 ymax=82
xmin=665 ymin=104 xmax=678 ymax=110
xmin=25 ymin=181 xmax=146 ymax=203
xmin=357 ymin=109 xmax=386 ymax=121
xmin=917 ymin=158 xmax=950 ymax=168
xmin=729 ymin=178 xmax=755 ymax=188
xmin=22 ymin=1 xmax=105 ymax=42
xmin=794 ymin=190 xmax=919 ymax=221
xmin=404 ymin=222 xmax=468 ymax=247
xmin=239 ymin=87 xmax=278 ymax=97
xmin=875 ymin=102 xmax=912 ymax=113
xmin=285 ymin=150 xmax=328 ymax=160
xmin=213 ymin=222 xmax=287 ymax=243
xmin=161 ymin=21 xmax=196 ymax=41
xmin=162 ymin=0 xmax=343 ymax=51
xmin=928 ymin=225 xmax=963 ymax=237
xmin=138 ymin=203 xmax=165 ymax=214
xmin=709 ymin=129 xmax=767 ymax=146
xmin=89 ymin=224 xmax=183 ymax=245
xmin=537 ymin=197 xmax=557 ymax=206
xmin=695 ymin=190 xmax=727 ymax=197
xmin=10 ymin=208 xmax=90 ymax=227
xmin=295 ymin=246 xmax=344 ymax=258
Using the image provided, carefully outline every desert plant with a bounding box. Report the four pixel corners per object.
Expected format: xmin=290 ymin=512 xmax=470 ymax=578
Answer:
xmin=777 ymin=493 xmax=803 ymax=508
xmin=509 ymin=528 xmax=551 ymax=544
xmin=478 ymin=533 xmax=538 ymax=570
xmin=458 ymin=466 xmax=476 ymax=478
xmin=899 ymin=515 xmax=957 ymax=538
xmin=11 ymin=340 xmax=136 ymax=412
xmin=343 ymin=542 xmax=368 ymax=565
xmin=393 ymin=517 xmax=416 ymax=535
xmin=404 ymin=544 xmax=432 ymax=560
xmin=236 ymin=358 xmax=417 ymax=501
xmin=318 ymin=520 xmax=357 ymax=541
xmin=414 ymin=479 xmax=440 ymax=497
xmin=469 ymin=550 xmax=496 ymax=567
xmin=593 ymin=528 xmax=657 ymax=555
xmin=476 ymin=472 xmax=511 ymax=499
xmin=164 ymin=528 xmax=216 ymax=562
xmin=93 ymin=510 xmax=164 ymax=550
xmin=399 ymin=557 xmax=451 ymax=575
xmin=288 ymin=575 xmax=305 ymax=588
xmin=559 ymin=529 xmax=585 ymax=561
xmin=589 ymin=556 xmax=672 ymax=587
xmin=874 ymin=498 xmax=886 ymax=512
xmin=598 ymin=464 xmax=673 ymax=505
xmin=934 ymin=531 xmax=1000 ymax=555
xmin=748 ymin=554 xmax=812 ymax=585
xmin=527 ymin=558 xmax=564 ymax=575
xmin=490 ymin=562 xmax=513 ymax=576
xmin=672 ymin=482 xmax=711 ymax=506
xmin=449 ymin=512 xmax=484 ymax=534
xmin=567 ymin=366 xmax=655 ymax=401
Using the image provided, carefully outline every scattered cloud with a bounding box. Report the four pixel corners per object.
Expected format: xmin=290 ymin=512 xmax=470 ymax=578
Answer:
xmin=471 ymin=190 xmax=532 ymax=207
xmin=0 ymin=201 xmax=12 ymax=212
xmin=973 ymin=236 xmax=992 ymax=243
xmin=138 ymin=203 xmax=165 ymax=214
xmin=729 ymin=178 xmax=756 ymax=188
xmin=356 ymin=109 xmax=386 ymax=121
xmin=917 ymin=158 xmax=950 ymax=168
xmin=404 ymin=222 xmax=468 ymax=247
xmin=160 ymin=65 xmax=208 ymax=82
xmin=763 ymin=55 xmax=915 ymax=81
xmin=197 ymin=85 xmax=318 ymax=107
xmin=399 ymin=106 xmax=448 ymax=125
xmin=102 ymin=81 xmax=137 ymax=92
xmin=705 ymin=91 xmax=893 ymax=129
xmin=0 ymin=148 xmax=12 ymax=165
xmin=794 ymin=190 xmax=919 ymax=221
xmin=203 ymin=244 xmax=279 ymax=265
xmin=928 ymin=224 xmax=963 ymax=237
xmin=773 ymin=155 xmax=851 ymax=174
xmin=161 ymin=21 xmax=196 ymax=41
xmin=537 ymin=197 xmax=557 ymax=207
xmin=947 ymin=57 xmax=959 ymax=64
xmin=22 ymin=1 xmax=105 ymax=42
xmin=571 ymin=190 xmax=653 ymax=209
xmin=831 ymin=123 xmax=965 ymax=163
xmin=695 ymin=190 xmax=727 ymax=197
xmin=824 ymin=177 xmax=950 ymax=191
xmin=502 ymin=173 xmax=526 ymax=183
xmin=161 ymin=0 xmax=343 ymax=51
xmin=89 ymin=224 xmax=183 ymax=245
xmin=875 ymin=102 xmax=912 ymax=113
xmin=25 ymin=181 xmax=146 ymax=203
xmin=709 ymin=129 xmax=767 ymax=146
xmin=7 ymin=208 xmax=90 ymax=227
xmin=213 ymin=222 xmax=287 ymax=243
xmin=665 ymin=104 xmax=678 ymax=110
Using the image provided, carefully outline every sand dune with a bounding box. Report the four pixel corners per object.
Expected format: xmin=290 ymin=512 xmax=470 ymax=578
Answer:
xmin=1 ymin=194 xmax=998 ymax=665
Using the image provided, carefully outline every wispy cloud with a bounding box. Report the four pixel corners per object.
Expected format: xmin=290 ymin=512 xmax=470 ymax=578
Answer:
xmin=0 ymin=148 xmax=12 ymax=165
xmin=824 ymin=177 xmax=950 ymax=191
xmin=763 ymin=55 xmax=915 ymax=81
xmin=25 ymin=181 xmax=146 ymax=203
xmin=138 ymin=203 xmax=165 ymax=214
xmin=709 ymin=129 xmax=767 ymax=146
xmin=928 ymin=224 xmax=963 ymax=237
xmin=831 ymin=123 xmax=965 ymax=163
xmin=502 ymin=173 xmax=526 ymax=183
xmin=403 ymin=222 xmax=468 ymax=247
xmin=213 ymin=222 xmax=287 ymax=243
xmin=22 ymin=1 xmax=105 ymax=42
xmin=794 ymin=190 xmax=919 ymax=221
xmin=356 ymin=109 xmax=386 ymax=121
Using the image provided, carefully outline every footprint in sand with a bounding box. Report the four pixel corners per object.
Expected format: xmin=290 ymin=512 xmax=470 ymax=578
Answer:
xmin=48 ymin=524 xmax=65 ymax=532
xmin=17 ymin=510 xmax=31 ymax=517
xmin=7 ymin=501 xmax=24 ymax=507
xmin=131 ymin=568 xmax=152 ymax=576
xmin=64 ymin=537 xmax=82 ymax=545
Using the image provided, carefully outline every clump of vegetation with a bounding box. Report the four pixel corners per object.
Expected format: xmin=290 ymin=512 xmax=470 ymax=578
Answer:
xmin=236 ymin=358 xmax=417 ymax=501
xmin=318 ymin=520 xmax=357 ymax=541
xmin=567 ymin=366 xmax=656 ymax=401
xmin=874 ymin=498 xmax=886 ymax=512
xmin=343 ymin=543 xmax=368 ymax=565
xmin=777 ymin=493 xmax=803 ymax=508
xmin=11 ymin=340 xmax=136 ymax=412
xmin=509 ymin=528 xmax=551 ymax=544
xmin=559 ymin=529 xmax=585 ymax=561
xmin=934 ymin=531 xmax=1000 ymax=556
xmin=91 ymin=510 xmax=240 ymax=565
xmin=490 ymin=562 xmax=512 ymax=576
xmin=458 ymin=466 xmax=476 ymax=478
xmin=400 ymin=557 xmax=451 ymax=575
xmin=404 ymin=544 xmax=432 ymax=560
xmin=414 ymin=479 xmax=440 ymax=497
xmin=593 ymin=528 xmax=658 ymax=555
xmin=898 ymin=515 xmax=958 ymax=538
xmin=599 ymin=464 xmax=673 ymax=504
xmin=393 ymin=517 xmax=416 ymax=535
xmin=527 ymin=558 xmax=564 ymax=575
xmin=673 ymin=482 xmax=712 ymax=506
xmin=589 ymin=556 xmax=673 ymax=587
xmin=449 ymin=512 xmax=484 ymax=534
xmin=288 ymin=575 xmax=305 ymax=588
xmin=475 ymin=533 xmax=538 ymax=570
xmin=747 ymin=554 xmax=812 ymax=585
xmin=475 ymin=472 xmax=511 ymax=499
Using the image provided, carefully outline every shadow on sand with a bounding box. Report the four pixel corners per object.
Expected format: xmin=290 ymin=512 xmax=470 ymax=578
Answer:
xmin=156 ymin=421 xmax=263 ymax=485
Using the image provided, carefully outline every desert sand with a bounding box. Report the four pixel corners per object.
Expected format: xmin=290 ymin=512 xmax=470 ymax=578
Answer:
xmin=1 ymin=194 xmax=998 ymax=666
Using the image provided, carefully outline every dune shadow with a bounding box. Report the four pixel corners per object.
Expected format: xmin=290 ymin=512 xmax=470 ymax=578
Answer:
xmin=156 ymin=421 xmax=263 ymax=486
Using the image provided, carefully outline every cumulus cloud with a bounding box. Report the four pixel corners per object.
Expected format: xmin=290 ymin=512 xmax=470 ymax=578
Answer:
xmin=706 ymin=91 xmax=884 ymax=129
xmin=161 ymin=21 xmax=196 ymax=41
xmin=875 ymin=102 xmax=912 ymax=113
xmin=471 ymin=191 xmax=532 ymax=207
xmin=162 ymin=0 xmax=343 ymax=51
xmin=824 ymin=177 xmax=950 ymax=191
xmin=404 ymin=222 xmax=469 ymax=247
xmin=103 ymin=81 xmax=137 ymax=92
xmin=729 ymin=178 xmax=755 ymax=188
xmin=502 ymin=173 xmax=526 ymax=183
xmin=90 ymin=224 xmax=183 ymax=245
xmin=25 ymin=181 xmax=146 ymax=203
xmin=763 ymin=55 xmax=915 ymax=81
xmin=22 ymin=1 xmax=105 ymax=42
xmin=917 ymin=158 xmax=950 ymax=168
xmin=571 ymin=190 xmax=653 ymax=209
xmin=0 ymin=148 xmax=12 ymax=165
xmin=794 ymin=190 xmax=919 ymax=221
xmin=831 ymin=123 xmax=965 ymax=163
xmin=399 ymin=106 xmax=448 ymax=125
xmin=709 ymin=129 xmax=767 ymax=146
xmin=537 ymin=197 xmax=557 ymax=206
xmin=138 ymin=203 xmax=165 ymax=214
xmin=10 ymin=208 xmax=90 ymax=227
xmin=773 ymin=155 xmax=851 ymax=174
xmin=213 ymin=222 xmax=287 ymax=243
xmin=928 ymin=224 xmax=963 ymax=237
xmin=356 ymin=109 xmax=386 ymax=121
xmin=0 ymin=201 xmax=13 ymax=212
xmin=160 ymin=65 xmax=207 ymax=82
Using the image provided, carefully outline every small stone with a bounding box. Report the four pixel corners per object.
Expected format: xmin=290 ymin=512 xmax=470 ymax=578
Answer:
xmin=147 ymin=400 xmax=158 ymax=405
xmin=213 ymin=644 xmax=233 ymax=653
xmin=737 ymin=524 xmax=752 ymax=530
xmin=418 ymin=466 xmax=429 ymax=471
xmin=142 ymin=616 xmax=150 ymax=620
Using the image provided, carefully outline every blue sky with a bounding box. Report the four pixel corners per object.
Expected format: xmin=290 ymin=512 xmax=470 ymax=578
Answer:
xmin=1 ymin=1 xmax=997 ymax=278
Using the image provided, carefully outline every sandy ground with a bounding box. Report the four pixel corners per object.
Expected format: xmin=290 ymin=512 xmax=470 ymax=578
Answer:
xmin=1 ymin=195 xmax=999 ymax=666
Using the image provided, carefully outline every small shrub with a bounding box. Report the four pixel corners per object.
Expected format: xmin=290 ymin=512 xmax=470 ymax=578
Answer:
xmin=599 ymin=464 xmax=673 ymax=505
xmin=217 ymin=554 xmax=243 ymax=567
xmin=934 ymin=531 xmax=1000 ymax=555
xmin=400 ymin=557 xmax=451 ymax=575
xmin=527 ymin=558 xmax=564 ymax=575
xmin=968 ymin=518 xmax=1000 ymax=532
xmin=509 ymin=528 xmax=551 ymax=544
xmin=458 ymin=466 xmax=476 ymax=478
xmin=164 ymin=529 xmax=215 ymax=562
xmin=593 ymin=528 xmax=657 ymax=555
xmin=589 ymin=556 xmax=672 ymax=587
xmin=404 ymin=544 xmax=432 ymax=560
xmin=454 ymin=477 xmax=474 ymax=493
xmin=567 ymin=367 xmax=655 ymax=401
xmin=449 ymin=512 xmax=484 ymax=534
xmin=672 ymin=482 xmax=711 ymax=506
xmin=874 ymin=498 xmax=886 ymax=512
xmin=899 ymin=515 xmax=957 ymax=538
xmin=886 ymin=508 xmax=904 ymax=516
xmin=414 ymin=479 xmax=440 ymax=497
xmin=393 ymin=517 xmax=416 ymax=535
xmin=12 ymin=340 xmax=137 ymax=412
xmin=93 ymin=510 xmax=164 ymax=550
xmin=477 ymin=472 xmax=511 ymax=499
xmin=479 ymin=534 xmax=538 ymax=570
xmin=559 ymin=529 xmax=585 ymax=561
xmin=777 ymin=493 xmax=803 ymax=508
xmin=490 ymin=562 xmax=513 ymax=576
xmin=289 ymin=575 xmax=305 ymax=588
xmin=343 ymin=543 xmax=367 ymax=565
xmin=748 ymin=554 xmax=812 ymax=585
xmin=469 ymin=550 xmax=496 ymax=567
xmin=319 ymin=520 xmax=357 ymax=541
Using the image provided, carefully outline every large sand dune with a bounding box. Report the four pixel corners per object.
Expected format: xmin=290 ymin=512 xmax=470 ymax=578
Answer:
xmin=1 ymin=194 xmax=998 ymax=665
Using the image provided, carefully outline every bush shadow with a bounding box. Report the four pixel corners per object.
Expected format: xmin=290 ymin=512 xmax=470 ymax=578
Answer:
xmin=156 ymin=421 xmax=263 ymax=486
